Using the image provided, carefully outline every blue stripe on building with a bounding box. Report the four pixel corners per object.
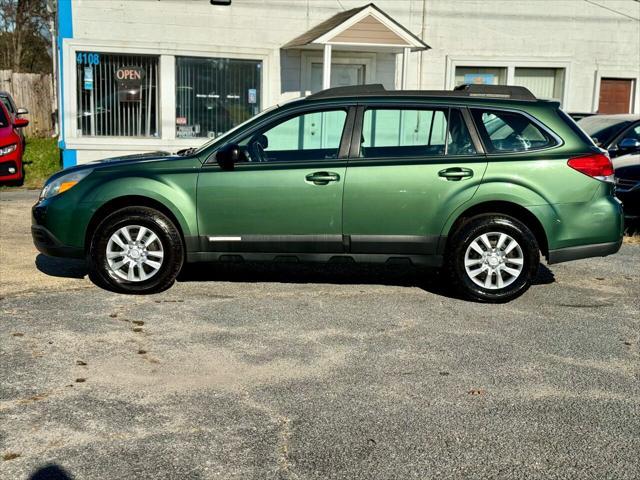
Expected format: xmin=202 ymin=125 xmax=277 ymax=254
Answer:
xmin=58 ymin=0 xmax=76 ymax=168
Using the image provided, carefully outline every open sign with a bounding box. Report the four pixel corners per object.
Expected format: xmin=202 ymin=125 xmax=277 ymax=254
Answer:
xmin=115 ymin=67 xmax=145 ymax=82
xmin=115 ymin=67 xmax=145 ymax=102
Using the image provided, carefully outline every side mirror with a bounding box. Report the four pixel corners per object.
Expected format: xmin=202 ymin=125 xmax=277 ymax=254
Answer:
xmin=13 ymin=117 xmax=29 ymax=128
xmin=215 ymin=143 xmax=244 ymax=170
xmin=618 ymin=138 xmax=640 ymax=153
xmin=17 ymin=107 xmax=28 ymax=115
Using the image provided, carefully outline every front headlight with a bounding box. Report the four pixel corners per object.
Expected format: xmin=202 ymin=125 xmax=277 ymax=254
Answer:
xmin=0 ymin=144 xmax=17 ymax=156
xmin=40 ymin=169 xmax=93 ymax=200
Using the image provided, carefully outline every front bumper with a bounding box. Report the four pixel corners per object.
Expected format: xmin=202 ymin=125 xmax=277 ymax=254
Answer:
xmin=31 ymin=225 xmax=84 ymax=258
xmin=0 ymin=157 xmax=22 ymax=182
xmin=32 ymin=202 xmax=84 ymax=258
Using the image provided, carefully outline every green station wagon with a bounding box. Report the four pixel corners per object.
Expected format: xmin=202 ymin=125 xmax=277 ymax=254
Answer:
xmin=32 ymin=84 xmax=623 ymax=302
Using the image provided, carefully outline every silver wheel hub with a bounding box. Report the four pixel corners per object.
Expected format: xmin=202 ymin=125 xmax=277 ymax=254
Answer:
xmin=106 ymin=225 xmax=164 ymax=282
xmin=464 ymin=232 xmax=524 ymax=290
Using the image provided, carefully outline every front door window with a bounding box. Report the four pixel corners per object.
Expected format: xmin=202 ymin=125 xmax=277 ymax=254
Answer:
xmin=238 ymin=109 xmax=348 ymax=162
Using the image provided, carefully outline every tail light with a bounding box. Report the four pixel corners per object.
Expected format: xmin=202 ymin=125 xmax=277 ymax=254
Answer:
xmin=567 ymin=153 xmax=614 ymax=183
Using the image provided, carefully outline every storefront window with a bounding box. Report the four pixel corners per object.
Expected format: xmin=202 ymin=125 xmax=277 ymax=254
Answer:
xmin=514 ymin=68 xmax=565 ymax=103
xmin=175 ymin=57 xmax=261 ymax=139
xmin=455 ymin=67 xmax=508 ymax=86
xmin=76 ymin=52 xmax=159 ymax=137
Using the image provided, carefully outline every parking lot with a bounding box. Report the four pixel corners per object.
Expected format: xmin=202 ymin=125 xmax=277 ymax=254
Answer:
xmin=1 ymin=188 xmax=639 ymax=479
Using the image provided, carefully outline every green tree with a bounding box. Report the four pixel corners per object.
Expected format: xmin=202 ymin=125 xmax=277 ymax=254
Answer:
xmin=0 ymin=0 xmax=53 ymax=73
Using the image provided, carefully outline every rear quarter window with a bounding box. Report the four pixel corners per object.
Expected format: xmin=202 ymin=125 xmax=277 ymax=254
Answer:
xmin=471 ymin=108 xmax=558 ymax=153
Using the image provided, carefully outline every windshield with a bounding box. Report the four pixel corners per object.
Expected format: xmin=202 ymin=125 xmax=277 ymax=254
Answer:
xmin=193 ymin=104 xmax=280 ymax=155
xmin=0 ymin=105 xmax=7 ymax=127
xmin=577 ymin=116 xmax=631 ymax=146
xmin=0 ymin=96 xmax=14 ymax=114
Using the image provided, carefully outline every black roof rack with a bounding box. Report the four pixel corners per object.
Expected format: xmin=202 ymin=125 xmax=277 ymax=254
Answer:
xmin=307 ymin=84 xmax=387 ymax=99
xmin=307 ymin=83 xmax=538 ymax=101
xmin=453 ymin=84 xmax=537 ymax=101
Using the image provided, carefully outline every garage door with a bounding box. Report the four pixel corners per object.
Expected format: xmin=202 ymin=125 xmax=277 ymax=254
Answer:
xmin=598 ymin=78 xmax=633 ymax=114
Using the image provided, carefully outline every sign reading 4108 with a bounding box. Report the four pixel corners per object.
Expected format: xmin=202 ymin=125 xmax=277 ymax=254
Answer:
xmin=76 ymin=52 xmax=100 ymax=65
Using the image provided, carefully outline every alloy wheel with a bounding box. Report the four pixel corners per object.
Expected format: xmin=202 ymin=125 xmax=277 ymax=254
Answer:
xmin=464 ymin=231 xmax=524 ymax=290
xmin=106 ymin=225 xmax=164 ymax=282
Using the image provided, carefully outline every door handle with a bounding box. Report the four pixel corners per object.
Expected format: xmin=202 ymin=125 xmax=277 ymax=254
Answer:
xmin=305 ymin=171 xmax=340 ymax=185
xmin=438 ymin=167 xmax=473 ymax=181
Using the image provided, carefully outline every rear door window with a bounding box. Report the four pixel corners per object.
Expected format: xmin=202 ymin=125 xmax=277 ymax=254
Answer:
xmin=471 ymin=109 xmax=557 ymax=153
xmin=360 ymin=107 xmax=477 ymax=158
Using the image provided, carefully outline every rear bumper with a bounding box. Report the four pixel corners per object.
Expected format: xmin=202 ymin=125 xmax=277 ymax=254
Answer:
xmin=31 ymin=225 xmax=84 ymax=259
xmin=547 ymin=239 xmax=622 ymax=265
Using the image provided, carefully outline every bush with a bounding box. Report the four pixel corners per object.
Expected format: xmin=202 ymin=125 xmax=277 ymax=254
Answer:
xmin=22 ymin=137 xmax=61 ymax=189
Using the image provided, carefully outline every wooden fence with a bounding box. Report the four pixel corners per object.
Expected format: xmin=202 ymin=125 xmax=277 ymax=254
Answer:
xmin=0 ymin=70 xmax=54 ymax=138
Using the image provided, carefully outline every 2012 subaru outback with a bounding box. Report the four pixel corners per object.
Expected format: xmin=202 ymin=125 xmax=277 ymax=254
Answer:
xmin=32 ymin=84 xmax=623 ymax=302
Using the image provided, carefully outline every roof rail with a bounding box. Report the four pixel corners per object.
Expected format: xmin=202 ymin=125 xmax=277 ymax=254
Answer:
xmin=307 ymin=84 xmax=386 ymax=99
xmin=453 ymin=84 xmax=537 ymax=101
xmin=305 ymin=83 xmax=538 ymax=101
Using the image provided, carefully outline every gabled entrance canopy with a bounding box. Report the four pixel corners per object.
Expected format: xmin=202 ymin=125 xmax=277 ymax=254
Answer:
xmin=283 ymin=3 xmax=430 ymax=90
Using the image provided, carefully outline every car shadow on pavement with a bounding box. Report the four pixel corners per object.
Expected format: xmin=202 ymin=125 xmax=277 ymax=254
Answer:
xmin=28 ymin=464 xmax=75 ymax=480
xmin=35 ymin=254 xmax=88 ymax=279
xmin=33 ymin=253 xmax=554 ymax=298
xmin=533 ymin=263 xmax=555 ymax=285
xmin=177 ymin=261 xmax=555 ymax=299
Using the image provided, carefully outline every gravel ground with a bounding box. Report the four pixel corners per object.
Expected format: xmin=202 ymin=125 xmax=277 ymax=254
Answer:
xmin=1 ymin=189 xmax=639 ymax=480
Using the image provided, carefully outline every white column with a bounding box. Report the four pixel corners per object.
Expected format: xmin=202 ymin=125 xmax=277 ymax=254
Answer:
xmin=402 ymin=47 xmax=410 ymax=90
xmin=506 ymin=66 xmax=515 ymax=86
xmin=322 ymin=44 xmax=332 ymax=90
xmin=160 ymin=54 xmax=176 ymax=142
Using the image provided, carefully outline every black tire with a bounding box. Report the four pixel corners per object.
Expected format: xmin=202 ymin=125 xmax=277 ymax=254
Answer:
xmin=445 ymin=214 xmax=539 ymax=303
xmin=88 ymin=206 xmax=184 ymax=294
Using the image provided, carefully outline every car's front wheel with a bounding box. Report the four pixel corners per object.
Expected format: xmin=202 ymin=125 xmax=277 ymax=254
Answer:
xmin=445 ymin=214 xmax=540 ymax=302
xmin=88 ymin=207 xmax=184 ymax=294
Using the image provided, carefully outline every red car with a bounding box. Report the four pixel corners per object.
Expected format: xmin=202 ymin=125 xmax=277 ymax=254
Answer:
xmin=0 ymin=100 xmax=29 ymax=186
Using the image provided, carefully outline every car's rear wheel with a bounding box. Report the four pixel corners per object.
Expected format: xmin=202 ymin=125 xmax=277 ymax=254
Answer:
xmin=88 ymin=207 xmax=183 ymax=294
xmin=446 ymin=214 xmax=539 ymax=302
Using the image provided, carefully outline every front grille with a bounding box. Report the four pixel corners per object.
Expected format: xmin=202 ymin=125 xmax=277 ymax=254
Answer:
xmin=615 ymin=177 xmax=640 ymax=192
xmin=0 ymin=160 xmax=17 ymax=176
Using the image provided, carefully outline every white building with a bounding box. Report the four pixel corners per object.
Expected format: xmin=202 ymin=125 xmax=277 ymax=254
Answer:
xmin=56 ymin=0 xmax=640 ymax=166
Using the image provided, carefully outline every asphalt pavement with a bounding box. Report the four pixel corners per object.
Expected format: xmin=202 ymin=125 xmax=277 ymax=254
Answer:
xmin=1 ymin=189 xmax=639 ymax=479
